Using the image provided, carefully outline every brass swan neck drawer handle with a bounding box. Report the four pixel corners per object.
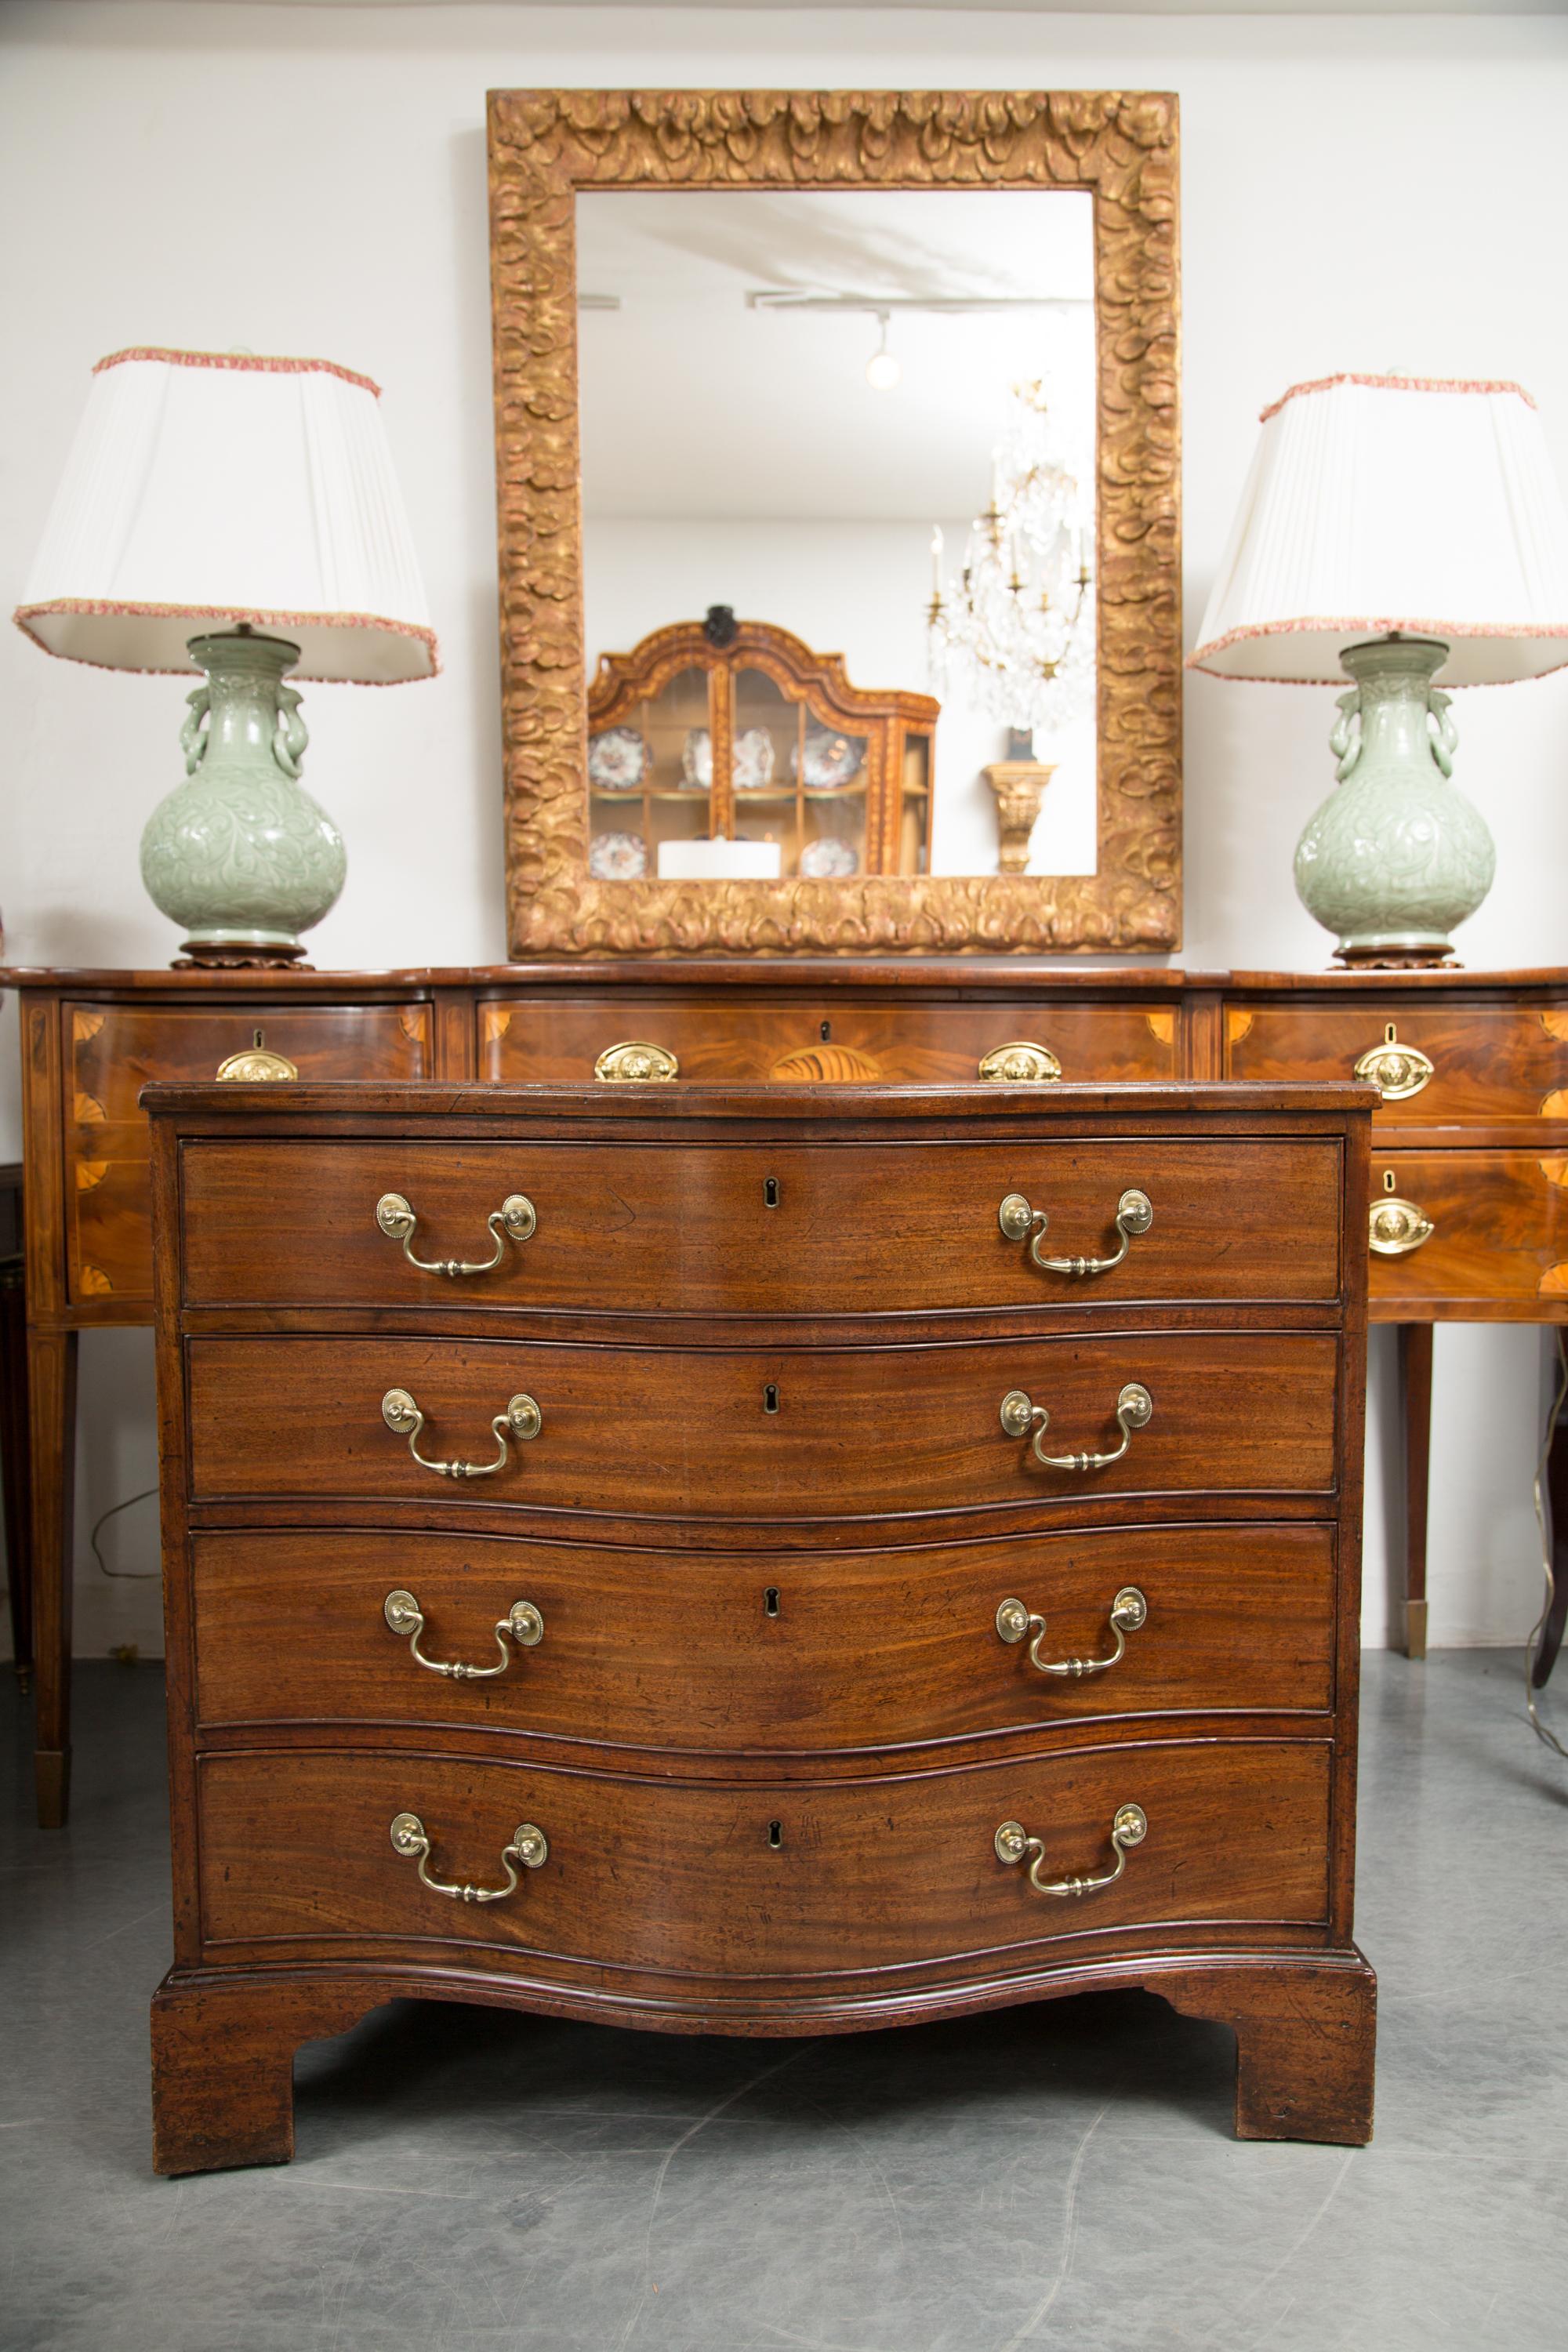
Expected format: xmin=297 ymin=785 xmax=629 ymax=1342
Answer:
xmin=978 ymin=1040 xmax=1062 ymax=1083
xmin=383 ymin=1588 xmax=544 ymax=1679
xmin=389 ymin=1811 xmax=548 ymax=1904
xmin=996 ymin=1587 xmax=1148 ymax=1677
xmin=381 ymin=1387 xmax=541 ymax=1479
xmin=594 ymin=1040 xmax=679 ymax=1082
xmin=994 ymin=1804 xmax=1147 ymax=1899
xmin=375 ymin=1190 xmax=536 ymax=1276
xmin=1353 ymin=1025 xmax=1434 ymax=1102
xmin=998 ymin=1187 xmax=1152 ymax=1276
xmin=1000 ymin=1381 xmax=1152 ymax=1472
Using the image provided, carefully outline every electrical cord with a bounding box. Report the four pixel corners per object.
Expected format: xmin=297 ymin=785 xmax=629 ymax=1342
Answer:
xmin=1525 ymin=1328 xmax=1568 ymax=1758
xmin=89 ymin=1485 xmax=159 ymax=1580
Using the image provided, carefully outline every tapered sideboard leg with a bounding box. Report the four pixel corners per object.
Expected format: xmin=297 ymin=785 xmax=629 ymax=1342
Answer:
xmin=151 ymin=1975 xmax=378 ymax=2176
xmin=1158 ymin=1955 xmax=1377 ymax=2146
xmin=1399 ymin=1322 xmax=1433 ymax=1661
xmin=28 ymin=1325 xmax=77 ymax=1827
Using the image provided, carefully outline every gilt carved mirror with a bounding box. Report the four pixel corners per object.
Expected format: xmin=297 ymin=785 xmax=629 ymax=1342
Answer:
xmin=488 ymin=89 xmax=1180 ymax=956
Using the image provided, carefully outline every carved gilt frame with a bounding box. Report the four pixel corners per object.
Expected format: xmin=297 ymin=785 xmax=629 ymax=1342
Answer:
xmin=488 ymin=88 xmax=1181 ymax=956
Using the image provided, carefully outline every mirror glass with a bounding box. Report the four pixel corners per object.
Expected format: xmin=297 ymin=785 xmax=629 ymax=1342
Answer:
xmin=578 ymin=189 xmax=1096 ymax=887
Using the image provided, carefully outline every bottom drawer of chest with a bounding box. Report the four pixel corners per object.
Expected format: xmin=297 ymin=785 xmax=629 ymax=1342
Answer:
xmin=195 ymin=1740 xmax=1331 ymax=1980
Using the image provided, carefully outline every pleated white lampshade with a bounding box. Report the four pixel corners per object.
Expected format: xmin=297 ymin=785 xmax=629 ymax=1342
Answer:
xmin=13 ymin=347 xmax=437 ymax=683
xmin=1189 ymin=373 xmax=1568 ymax=687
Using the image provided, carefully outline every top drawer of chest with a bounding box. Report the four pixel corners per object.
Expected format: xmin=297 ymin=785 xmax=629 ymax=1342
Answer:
xmin=479 ymin=995 xmax=1178 ymax=1085
xmin=177 ymin=1134 xmax=1342 ymax=1313
xmin=1225 ymin=998 xmax=1568 ymax=1122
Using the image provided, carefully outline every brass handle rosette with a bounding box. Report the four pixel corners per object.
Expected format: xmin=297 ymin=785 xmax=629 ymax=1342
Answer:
xmin=978 ymin=1040 xmax=1062 ymax=1083
xmin=1000 ymin=1382 xmax=1152 ymax=1472
xmin=380 ymin=1387 xmax=541 ymax=1480
xmin=994 ymin=1804 xmax=1148 ymax=1899
xmin=1352 ymin=1025 xmax=1434 ymax=1102
xmin=383 ymin=1588 xmax=543 ymax=1680
xmin=375 ymin=1189 xmax=536 ymax=1278
xmin=999 ymin=1187 xmax=1152 ymax=1276
xmin=389 ymin=1811 xmax=548 ymax=1905
xmin=996 ymin=1587 xmax=1148 ymax=1679
xmin=593 ymin=1040 xmax=679 ymax=1082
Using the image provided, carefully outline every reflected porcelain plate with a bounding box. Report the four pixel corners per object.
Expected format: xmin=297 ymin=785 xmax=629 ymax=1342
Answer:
xmin=799 ymin=837 xmax=859 ymax=879
xmin=587 ymin=726 xmax=648 ymax=792
xmin=588 ymin=829 xmax=647 ymax=880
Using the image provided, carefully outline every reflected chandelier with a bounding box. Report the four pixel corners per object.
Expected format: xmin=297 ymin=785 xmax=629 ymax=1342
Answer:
xmin=927 ymin=379 xmax=1094 ymax=734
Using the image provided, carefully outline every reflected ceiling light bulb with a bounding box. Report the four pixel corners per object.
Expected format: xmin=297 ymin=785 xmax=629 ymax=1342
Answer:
xmin=866 ymin=314 xmax=901 ymax=391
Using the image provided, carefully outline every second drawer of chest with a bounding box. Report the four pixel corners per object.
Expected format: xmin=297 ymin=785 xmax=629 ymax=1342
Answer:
xmin=190 ymin=1523 xmax=1337 ymax=1745
xmin=195 ymin=1737 xmax=1331 ymax=1975
xmin=186 ymin=1331 xmax=1341 ymax=1519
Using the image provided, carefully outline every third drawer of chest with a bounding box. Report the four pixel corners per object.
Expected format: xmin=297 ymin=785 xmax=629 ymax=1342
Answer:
xmin=190 ymin=1523 xmax=1337 ymax=1744
xmin=186 ymin=1330 xmax=1341 ymax=1519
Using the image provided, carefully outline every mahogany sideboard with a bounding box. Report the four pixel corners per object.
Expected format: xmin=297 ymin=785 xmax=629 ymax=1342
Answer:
xmin=5 ymin=959 xmax=1568 ymax=1826
xmin=146 ymin=1077 xmax=1374 ymax=2169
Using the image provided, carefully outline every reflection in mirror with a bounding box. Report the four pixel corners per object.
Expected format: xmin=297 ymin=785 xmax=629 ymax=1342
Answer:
xmin=578 ymin=190 xmax=1096 ymax=887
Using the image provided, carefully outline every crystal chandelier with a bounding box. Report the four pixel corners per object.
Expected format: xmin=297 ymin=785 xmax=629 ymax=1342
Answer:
xmin=927 ymin=379 xmax=1095 ymax=735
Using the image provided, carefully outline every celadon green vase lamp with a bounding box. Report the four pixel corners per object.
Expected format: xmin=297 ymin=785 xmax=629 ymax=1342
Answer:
xmin=1189 ymin=373 xmax=1568 ymax=965
xmin=13 ymin=347 xmax=437 ymax=965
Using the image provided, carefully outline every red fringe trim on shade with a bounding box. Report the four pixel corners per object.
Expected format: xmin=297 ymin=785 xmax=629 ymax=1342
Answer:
xmin=93 ymin=348 xmax=382 ymax=398
xmin=1186 ymin=613 xmax=1568 ymax=685
xmin=1260 ymin=372 xmax=1536 ymax=423
xmin=13 ymin=599 xmax=439 ymax=681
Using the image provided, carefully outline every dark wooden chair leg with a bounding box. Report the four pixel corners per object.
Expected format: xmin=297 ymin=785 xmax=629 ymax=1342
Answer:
xmin=151 ymin=1974 xmax=380 ymax=2176
xmin=1159 ymin=1955 xmax=1377 ymax=2145
xmin=1399 ymin=1322 xmax=1434 ymax=1659
xmin=0 ymin=1257 xmax=32 ymax=1687
xmin=28 ymin=1324 xmax=77 ymax=1827
xmin=1532 ymin=1344 xmax=1568 ymax=1686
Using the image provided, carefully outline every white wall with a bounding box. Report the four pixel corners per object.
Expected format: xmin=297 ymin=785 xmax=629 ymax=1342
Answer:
xmin=1 ymin=3 xmax=1565 ymax=1659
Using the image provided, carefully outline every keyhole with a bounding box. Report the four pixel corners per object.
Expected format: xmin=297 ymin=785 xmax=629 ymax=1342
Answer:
xmin=764 ymin=1586 xmax=780 ymax=1617
xmin=819 ymin=1020 xmax=832 ymax=1042
xmin=768 ymin=1820 xmax=783 ymax=1849
xmin=763 ymin=1382 xmax=780 ymax=1414
xmin=764 ymin=1176 xmax=780 ymax=1208
xmin=252 ymin=1028 xmax=264 ymax=1049
xmin=1384 ymin=1170 xmax=1396 ymax=1193
xmin=1385 ymin=1022 xmax=1398 ymax=1044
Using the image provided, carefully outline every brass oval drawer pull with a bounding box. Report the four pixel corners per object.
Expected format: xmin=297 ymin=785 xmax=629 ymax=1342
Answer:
xmin=1353 ymin=1024 xmax=1434 ymax=1102
xmin=994 ymin=1804 xmax=1147 ymax=1899
xmin=996 ymin=1586 xmax=1148 ymax=1678
xmin=215 ymin=1028 xmax=298 ymax=1083
xmin=380 ymin=1386 xmax=541 ymax=1479
xmin=1369 ymin=1189 xmax=1435 ymax=1257
xmin=594 ymin=1040 xmax=679 ymax=1082
xmin=998 ymin=1186 xmax=1152 ymax=1275
xmin=978 ymin=1040 xmax=1062 ymax=1083
xmin=375 ymin=1189 xmax=536 ymax=1276
xmin=1000 ymin=1381 xmax=1152 ymax=1472
xmin=389 ymin=1810 xmax=548 ymax=1904
xmin=383 ymin=1588 xmax=543 ymax=1679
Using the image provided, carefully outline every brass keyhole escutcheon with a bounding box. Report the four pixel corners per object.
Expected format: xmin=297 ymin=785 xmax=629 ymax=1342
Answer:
xmin=764 ymin=1176 xmax=780 ymax=1208
xmin=764 ymin=1587 xmax=781 ymax=1617
xmin=763 ymin=1382 xmax=780 ymax=1414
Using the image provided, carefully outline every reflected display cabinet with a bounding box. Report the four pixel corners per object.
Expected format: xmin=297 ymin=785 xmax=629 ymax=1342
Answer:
xmin=587 ymin=617 xmax=938 ymax=883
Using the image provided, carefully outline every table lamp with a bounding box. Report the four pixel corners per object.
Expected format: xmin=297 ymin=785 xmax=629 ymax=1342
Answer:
xmin=13 ymin=347 xmax=437 ymax=966
xmin=1189 ymin=373 xmax=1568 ymax=965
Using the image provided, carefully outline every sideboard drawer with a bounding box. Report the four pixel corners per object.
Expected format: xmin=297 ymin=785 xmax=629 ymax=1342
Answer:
xmin=196 ymin=1737 xmax=1330 ymax=1974
xmin=479 ymin=995 xmax=1178 ymax=1085
xmin=186 ymin=1330 xmax=1340 ymax=1519
xmin=179 ymin=1136 xmax=1343 ymax=1312
xmin=1366 ymin=1149 xmax=1568 ymax=1316
xmin=1226 ymin=999 xmax=1568 ymax=1122
xmin=191 ymin=1523 xmax=1337 ymax=1744
xmin=68 ymin=1001 xmax=432 ymax=1305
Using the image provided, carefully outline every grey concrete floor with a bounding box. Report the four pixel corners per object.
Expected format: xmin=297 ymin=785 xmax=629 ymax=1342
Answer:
xmin=1 ymin=1653 xmax=1563 ymax=2352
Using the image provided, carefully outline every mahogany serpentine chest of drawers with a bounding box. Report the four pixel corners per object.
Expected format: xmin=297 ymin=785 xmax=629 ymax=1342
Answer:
xmin=144 ymin=1079 xmax=1375 ymax=2173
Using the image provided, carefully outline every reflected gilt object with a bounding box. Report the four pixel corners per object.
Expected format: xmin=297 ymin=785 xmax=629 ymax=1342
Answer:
xmin=983 ymin=758 xmax=1056 ymax=873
